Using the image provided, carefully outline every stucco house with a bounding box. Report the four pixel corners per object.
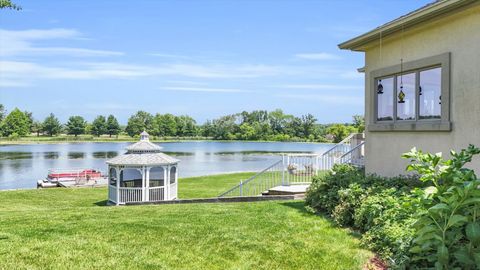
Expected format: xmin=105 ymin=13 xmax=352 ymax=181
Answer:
xmin=339 ymin=0 xmax=480 ymax=176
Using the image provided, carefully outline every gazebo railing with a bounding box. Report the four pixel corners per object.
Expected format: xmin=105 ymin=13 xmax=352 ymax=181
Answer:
xmin=149 ymin=186 xmax=165 ymax=201
xmin=108 ymin=185 xmax=118 ymax=203
xmin=170 ymin=183 xmax=177 ymax=200
xmin=119 ymin=187 xmax=143 ymax=203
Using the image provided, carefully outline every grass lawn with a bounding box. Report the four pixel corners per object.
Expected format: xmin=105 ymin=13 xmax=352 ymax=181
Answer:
xmin=0 ymin=173 xmax=372 ymax=269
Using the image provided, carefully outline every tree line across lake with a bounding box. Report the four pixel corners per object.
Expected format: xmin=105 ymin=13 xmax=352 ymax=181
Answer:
xmin=0 ymin=104 xmax=364 ymax=143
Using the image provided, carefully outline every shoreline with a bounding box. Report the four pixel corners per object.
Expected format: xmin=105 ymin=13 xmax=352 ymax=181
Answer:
xmin=0 ymin=138 xmax=332 ymax=146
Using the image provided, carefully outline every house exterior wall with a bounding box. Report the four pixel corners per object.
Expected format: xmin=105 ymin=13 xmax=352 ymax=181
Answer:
xmin=363 ymin=5 xmax=480 ymax=176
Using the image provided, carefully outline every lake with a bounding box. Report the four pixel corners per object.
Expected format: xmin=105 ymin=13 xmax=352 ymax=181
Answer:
xmin=0 ymin=141 xmax=334 ymax=190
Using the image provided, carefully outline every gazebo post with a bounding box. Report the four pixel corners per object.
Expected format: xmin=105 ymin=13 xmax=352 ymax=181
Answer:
xmin=145 ymin=166 xmax=150 ymax=201
xmin=164 ymin=165 xmax=168 ymax=200
xmin=116 ymin=166 xmax=120 ymax=206
xmin=141 ymin=166 xmax=146 ymax=202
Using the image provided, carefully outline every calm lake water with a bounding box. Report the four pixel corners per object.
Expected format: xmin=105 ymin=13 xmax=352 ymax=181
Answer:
xmin=0 ymin=141 xmax=334 ymax=190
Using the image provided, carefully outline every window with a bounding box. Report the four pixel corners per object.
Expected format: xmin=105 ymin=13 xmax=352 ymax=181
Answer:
xmin=120 ymin=169 xmax=142 ymax=187
xmin=170 ymin=167 xmax=176 ymax=184
xmin=109 ymin=167 xmax=117 ymax=186
xmin=396 ymin=72 xmax=416 ymax=121
xmin=370 ymin=53 xmax=450 ymax=131
xmin=149 ymin=167 xmax=164 ymax=187
xmin=419 ymin=67 xmax=441 ymax=119
xmin=377 ymin=77 xmax=394 ymax=121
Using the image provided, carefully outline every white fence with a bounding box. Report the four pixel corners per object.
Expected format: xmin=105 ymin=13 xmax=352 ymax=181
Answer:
xmin=149 ymin=186 xmax=165 ymax=201
xmin=119 ymin=187 xmax=143 ymax=203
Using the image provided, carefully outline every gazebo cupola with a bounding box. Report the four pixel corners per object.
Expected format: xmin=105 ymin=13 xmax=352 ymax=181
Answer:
xmin=106 ymin=131 xmax=179 ymax=205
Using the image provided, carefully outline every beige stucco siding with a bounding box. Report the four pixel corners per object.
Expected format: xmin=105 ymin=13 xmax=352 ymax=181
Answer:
xmin=363 ymin=5 xmax=480 ymax=176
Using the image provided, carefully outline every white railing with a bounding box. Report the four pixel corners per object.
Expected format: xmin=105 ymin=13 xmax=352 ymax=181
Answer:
xmin=283 ymin=154 xmax=320 ymax=184
xmin=218 ymin=133 xmax=365 ymax=198
xmin=218 ymin=160 xmax=284 ymax=197
xmin=108 ymin=185 xmax=117 ymax=203
xmin=338 ymin=141 xmax=365 ymax=167
xmin=149 ymin=186 xmax=165 ymax=201
xmin=319 ymin=133 xmax=365 ymax=170
xmin=119 ymin=187 xmax=143 ymax=203
xmin=169 ymin=183 xmax=177 ymax=200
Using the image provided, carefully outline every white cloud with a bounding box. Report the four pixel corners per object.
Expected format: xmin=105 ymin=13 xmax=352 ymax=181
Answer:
xmin=340 ymin=70 xmax=364 ymax=80
xmin=278 ymin=84 xmax=361 ymax=90
xmin=0 ymin=28 xmax=124 ymax=57
xmin=161 ymin=86 xmax=252 ymax=93
xmin=149 ymin=53 xmax=191 ymax=59
xmin=277 ymin=93 xmax=363 ymax=106
xmin=295 ymin=53 xmax=340 ymax=60
xmin=0 ymin=60 xmax=289 ymax=87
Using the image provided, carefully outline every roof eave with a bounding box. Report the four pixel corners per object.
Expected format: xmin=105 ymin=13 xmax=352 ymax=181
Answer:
xmin=338 ymin=0 xmax=477 ymax=51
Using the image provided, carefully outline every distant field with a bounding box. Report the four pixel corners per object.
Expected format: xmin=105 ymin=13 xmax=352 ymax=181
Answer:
xmin=0 ymin=173 xmax=371 ymax=269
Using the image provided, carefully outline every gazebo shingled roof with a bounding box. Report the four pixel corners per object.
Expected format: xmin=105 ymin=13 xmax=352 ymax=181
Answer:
xmin=106 ymin=131 xmax=179 ymax=166
xmin=106 ymin=152 xmax=179 ymax=166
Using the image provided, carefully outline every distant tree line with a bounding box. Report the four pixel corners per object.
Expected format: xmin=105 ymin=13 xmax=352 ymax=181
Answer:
xmin=0 ymin=104 xmax=364 ymax=142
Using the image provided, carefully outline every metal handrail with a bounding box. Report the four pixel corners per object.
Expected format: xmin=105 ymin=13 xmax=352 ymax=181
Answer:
xmin=338 ymin=141 xmax=365 ymax=160
xmin=321 ymin=133 xmax=358 ymax=156
xmin=217 ymin=160 xmax=282 ymax=197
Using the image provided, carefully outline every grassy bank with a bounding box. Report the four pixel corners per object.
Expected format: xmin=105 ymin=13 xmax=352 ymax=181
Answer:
xmin=0 ymin=134 xmax=331 ymax=145
xmin=0 ymin=134 xmax=210 ymax=145
xmin=0 ymin=173 xmax=371 ymax=269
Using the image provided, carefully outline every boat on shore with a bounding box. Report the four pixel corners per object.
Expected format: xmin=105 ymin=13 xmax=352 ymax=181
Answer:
xmin=37 ymin=168 xmax=107 ymax=188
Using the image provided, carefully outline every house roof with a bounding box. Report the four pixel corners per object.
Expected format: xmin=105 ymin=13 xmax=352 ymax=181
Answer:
xmin=338 ymin=0 xmax=479 ymax=51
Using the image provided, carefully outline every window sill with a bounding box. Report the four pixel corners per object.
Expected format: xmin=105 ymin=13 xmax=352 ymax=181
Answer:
xmin=368 ymin=121 xmax=451 ymax=132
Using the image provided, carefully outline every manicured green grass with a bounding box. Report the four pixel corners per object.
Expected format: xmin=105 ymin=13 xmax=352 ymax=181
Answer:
xmin=0 ymin=173 xmax=372 ymax=269
xmin=179 ymin=172 xmax=256 ymax=198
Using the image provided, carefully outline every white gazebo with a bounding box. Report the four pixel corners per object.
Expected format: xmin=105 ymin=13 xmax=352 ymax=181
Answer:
xmin=106 ymin=131 xmax=179 ymax=205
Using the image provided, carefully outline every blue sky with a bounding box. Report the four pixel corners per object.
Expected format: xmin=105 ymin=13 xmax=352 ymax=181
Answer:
xmin=0 ymin=0 xmax=431 ymax=124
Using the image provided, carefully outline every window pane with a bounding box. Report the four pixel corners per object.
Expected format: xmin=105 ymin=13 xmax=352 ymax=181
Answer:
xmin=396 ymin=72 xmax=416 ymax=120
xmin=377 ymin=77 xmax=394 ymax=121
xmin=419 ymin=67 xmax=441 ymax=119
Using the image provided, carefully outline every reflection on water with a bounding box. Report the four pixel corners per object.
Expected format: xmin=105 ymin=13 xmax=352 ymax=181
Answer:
xmin=163 ymin=151 xmax=195 ymax=156
xmin=0 ymin=141 xmax=333 ymax=190
xmin=44 ymin=152 xmax=60 ymax=159
xmin=68 ymin=152 xmax=85 ymax=159
xmin=92 ymin=151 xmax=119 ymax=159
xmin=0 ymin=152 xmax=33 ymax=160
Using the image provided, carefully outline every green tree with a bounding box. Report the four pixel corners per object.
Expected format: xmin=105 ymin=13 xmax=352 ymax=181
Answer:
xmin=0 ymin=108 xmax=30 ymax=136
xmin=0 ymin=104 xmax=6 ymax=122
xmin=326 ymin=124 xmax=356 ymax=143
xmin=66 ymin=116 xmax=86 ymax=137
xmin=0 ymin=0 xmax=21 ymax=10
xmin=300 ymin=114 xmax=317 ymax=138
xmin=175 ymin=115 xmax=197 ymax=137
xmin=352 ymin=115 xmax=365 ymax=133
xmin=91 ymin=115 xmax=107 ymax=137
xmin=152 ymin=114 xmax=177 ymax=137
xmin=31 ymin=120 xmax=42 ymax=137
xmin=42 ymin=113 xmax=62 ymax=136
xmin=106 ymin=115 xmax=121 ymax=137
xmin=24 ymin=111 xmax=34 ymax=133
xmin=125 ymin=111 xmax=153 ymax=137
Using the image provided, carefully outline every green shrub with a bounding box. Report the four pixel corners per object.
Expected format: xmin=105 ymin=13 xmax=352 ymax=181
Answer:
xmin=305 ymin=164 xmax=421 ymax=268
xmin=305 ymin=164 xmax=364 ymax=214
xmin=403 ymin=145 xmax=480 ymax=269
